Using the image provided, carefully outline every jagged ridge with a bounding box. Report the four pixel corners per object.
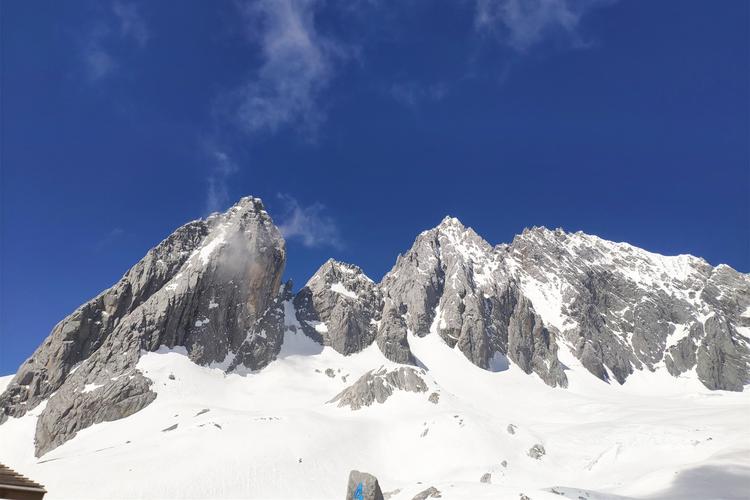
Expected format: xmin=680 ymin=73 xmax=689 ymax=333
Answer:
xmin=1 ymin=196 xmax=749 ymax=457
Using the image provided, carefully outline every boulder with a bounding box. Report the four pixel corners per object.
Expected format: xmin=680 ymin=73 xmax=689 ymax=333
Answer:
xmin=346 ymin=470 xmax=384 ymax=500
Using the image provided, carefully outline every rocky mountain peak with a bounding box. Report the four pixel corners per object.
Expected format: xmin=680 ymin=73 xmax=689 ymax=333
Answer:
xmin=293 ymin=259 xmax=382 ymax=356
xmin=0 ymin=196 xmax=288 ymax=455
xmin=1 ymin=195 xmax=748 ymax=459
xmin=372 ymin=217 xmax=567 ymax=384
xmin=387 ymin=216 xmax=498 ymax=290
xmin=512 ymin=225 xmax=567 ymax=248
xmin=431 ymin=215 xmax=490 ymax=248
xmin=306 ymin=258 xmax=374 ymax=288
xmin=437 ymin=215 xmax=465 ymax=229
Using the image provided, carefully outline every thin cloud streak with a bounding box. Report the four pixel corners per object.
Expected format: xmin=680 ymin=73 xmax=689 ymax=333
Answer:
xmin=230 ymin=0 xmax=348 ymax=137
xmin=203 ymin=1 xmax=349 ymax=237
xmin=84 ymin=28 xmax=118 ymax=80
xmin=205 ymin=149 xmax=240 ymax=214
xmin=112 ymin=1 xmax=150 ymax=48
xmin=389 ymin=80 xmax=449 ymax=108
xmin=474 ymin=0 xmax=612 ymax=52
xmin=83 ymin=1 xmax=149 ymax=81
xmin=276 ymin=194 xmax=342 ymax=249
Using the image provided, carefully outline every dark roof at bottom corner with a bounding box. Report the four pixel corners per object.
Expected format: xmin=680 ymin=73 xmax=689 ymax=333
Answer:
xmin=0 ymin=463 xmax=46 ymax=492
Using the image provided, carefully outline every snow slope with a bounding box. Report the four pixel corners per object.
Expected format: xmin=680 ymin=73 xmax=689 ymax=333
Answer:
xmin=1 ymin=327 xmax=749 ymax=500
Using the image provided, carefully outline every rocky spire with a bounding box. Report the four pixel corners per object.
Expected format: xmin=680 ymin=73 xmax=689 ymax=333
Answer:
xmin=293 ymin=259 xmax=382 ymax=355
xmin=0 ymin=196 xmax=287 ymax=455
xmin=374 ymin=216 xmax=567 ymax=386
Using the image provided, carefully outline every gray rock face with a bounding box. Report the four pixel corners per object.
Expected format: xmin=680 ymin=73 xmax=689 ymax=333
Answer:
xmin=36 ymin=372 xmax=157 ymax=455
xmin=377 ymin=218 xmax=497 ymax=366
xmin=375 ymin=299 xmax=414 ymax=364
xmin=329 ymin=367 xmax=428 ymax=410
xmin=507 ymin=227 xmax=750 ymax=390
xmin=346 ymin=470 xmax=384 ymax=500
xmin=294 ymin=260 xmax=381 ymax=355
xmin=505 ymin=290 xmax=567 ymax=387
xmin=374 ymin=218 xmax=567 ymax=387
xmin=411 ymin=486 xmax=442 ymax=499
xmin=2 ymin=219 xmax=210 ymax=422
xmin=1 ymin=197 xmax=287 ymax=456
xmin=696 ymin=316 xmax=750 ymax=391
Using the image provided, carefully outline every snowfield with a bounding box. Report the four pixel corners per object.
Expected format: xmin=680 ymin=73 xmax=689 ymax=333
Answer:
xmin=1 ymin=328 xmax=749 ymax=500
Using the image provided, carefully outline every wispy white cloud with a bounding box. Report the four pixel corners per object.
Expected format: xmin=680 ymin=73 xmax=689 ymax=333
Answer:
xmin=276 ymin=194 xmax=342 ymax=248
xmin=205 ymin=148 xmax=240 ymax=214
xmin=390 ymin=80 xmax=449 ymax=108
xmin=84 ymin=27 xmax=118 ymax=80
xmin=474 ymin=0 xmax=611 ymax=52
xmin=230 ymin=0 xmax=349 ymax=137
xmin=83 ymin=1 xmax=149 ymax=81
xmin=112 ymin=1 xmax=150 ymax=48
xmin=204 ymin=1 xmax=354 ymax=236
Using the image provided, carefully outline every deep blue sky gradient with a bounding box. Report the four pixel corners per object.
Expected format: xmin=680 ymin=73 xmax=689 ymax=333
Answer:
xmin=1 ymin=0 xmax=748 ymax=373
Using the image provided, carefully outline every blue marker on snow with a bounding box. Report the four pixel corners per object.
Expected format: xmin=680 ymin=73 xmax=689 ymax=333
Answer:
xmin=353 ymin=482 xmax=364 ymax=500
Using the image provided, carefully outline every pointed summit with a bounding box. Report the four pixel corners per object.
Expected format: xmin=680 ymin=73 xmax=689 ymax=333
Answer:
xmin=307 ymin=258 xmax=373 ymax=287
xmin=0 ymin=195 xmax=288 ymax=456
xmin=293 ymin=259 xmax=381 ymax=355
xmin=438 ymin=215 xmax=465 ymax=228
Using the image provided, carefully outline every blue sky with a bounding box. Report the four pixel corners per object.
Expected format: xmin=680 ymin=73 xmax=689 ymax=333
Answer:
xmin=1 ymin=0 xmax=748 ymax=373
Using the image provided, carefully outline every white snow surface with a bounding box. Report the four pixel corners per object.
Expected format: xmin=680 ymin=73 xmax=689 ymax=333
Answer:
xmin=195 ymin=226 xmax=227 ymax=266
xmin=1 ymin=330 xmax=749 ymax=500
xmin=330 ymin=282 xmax=358 ymax=300
xmin=81 ymin=383 xmax=104 ymax=394
xmin=310 ymin=321 xmax=328 ymax=334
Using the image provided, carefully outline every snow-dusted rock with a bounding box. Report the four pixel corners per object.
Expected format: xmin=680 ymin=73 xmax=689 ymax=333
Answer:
xmin=293 ymin=259 xmax=381 ymax=355
xmin=528 ymin=443 xmax=546 ymax=460
xmin=329 ymin=367 xmax=428 ymax=410
xmin=411 ymin=486 xmax=442 ymax=499
xmin=375 ymin=218 xmax=567 ymax=387
xmin=507 ymin=227 xmax=750 ymax=389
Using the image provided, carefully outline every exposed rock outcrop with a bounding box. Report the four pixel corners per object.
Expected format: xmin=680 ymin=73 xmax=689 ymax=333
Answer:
xmin=411 ymin=486 xmax=442 ymax=499
xmin=528 ymin=443 xmax=546 ymax=460
xmin=696 ymin=315 xmax=750 ymax=390
xmin=508 ymin=227 xmax=750 ymax=389
xmin=329 ymin=367 xmax=428 ymax=410
xmin=294 ymin=259 xmax=381 ymax=355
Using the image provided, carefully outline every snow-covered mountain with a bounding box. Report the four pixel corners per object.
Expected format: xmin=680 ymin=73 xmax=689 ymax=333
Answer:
xmin=1 ymin=196 xmax=749 ymax=499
